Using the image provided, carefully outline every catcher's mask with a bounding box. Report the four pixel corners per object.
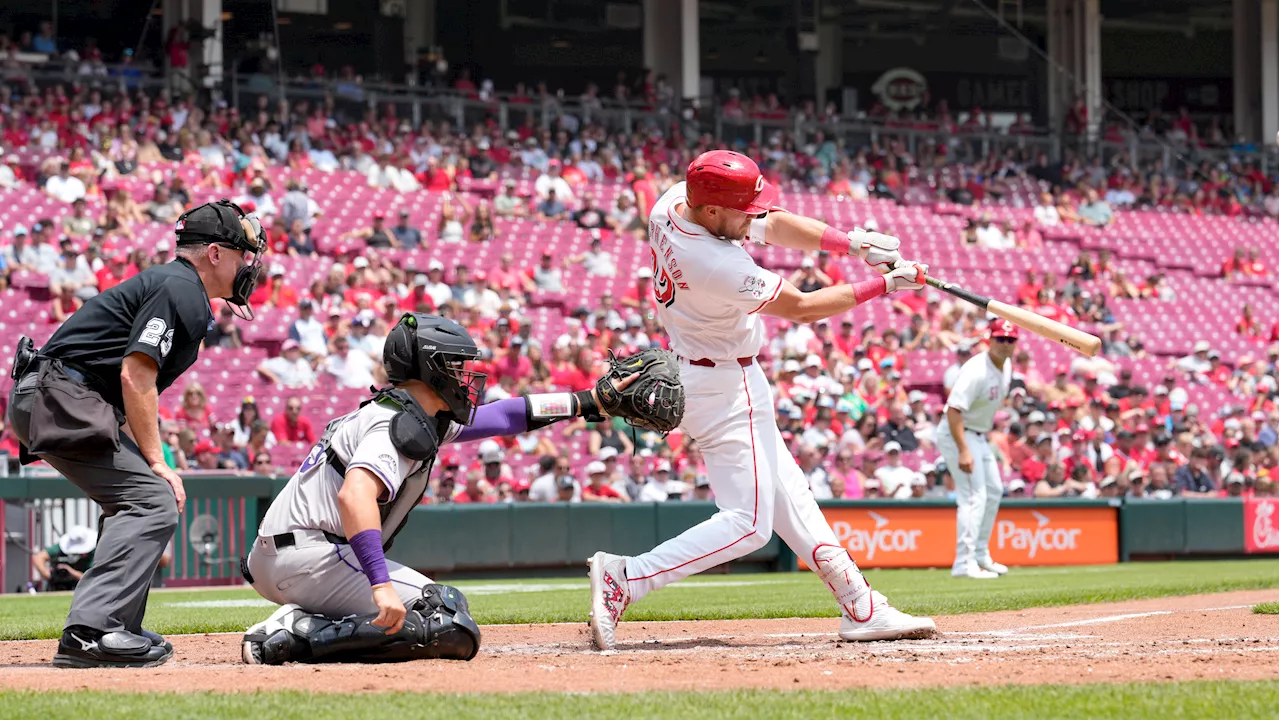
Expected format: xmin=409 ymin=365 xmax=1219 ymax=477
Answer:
xmin=382 ymin=313 xmax=486 ymax=425
xmin=174 ymin=199 xmax=266 ymax=320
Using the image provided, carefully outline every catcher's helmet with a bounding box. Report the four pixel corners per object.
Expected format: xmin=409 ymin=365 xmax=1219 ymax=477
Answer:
xmin=383 ymin=313 xmax=487 ymax=425
xmin=685 ymin=150 xmax=778 ymax=214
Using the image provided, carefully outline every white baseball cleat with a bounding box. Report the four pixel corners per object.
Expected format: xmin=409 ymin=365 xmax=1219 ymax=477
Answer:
xmin=838 ymin=590 xmax=937 ymax=641
xmin=952 ymin=562 xmax=1000 ymax=580
xmin=976 ymin=557 xmax=1009 ymax=576
xmin=587 ymin=551 xmax=631 ymax=651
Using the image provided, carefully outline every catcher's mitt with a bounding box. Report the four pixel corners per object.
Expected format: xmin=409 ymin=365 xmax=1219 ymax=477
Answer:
xmin=594 ymin=349 xmax=685 ymax=433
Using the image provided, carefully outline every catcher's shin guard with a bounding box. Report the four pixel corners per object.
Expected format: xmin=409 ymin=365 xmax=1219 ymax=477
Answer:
xmin=246 ymin=585 xmax=481 ymax=665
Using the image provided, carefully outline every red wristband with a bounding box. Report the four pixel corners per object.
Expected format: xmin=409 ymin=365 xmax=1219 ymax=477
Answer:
xmin=820 ymin=226 xmax=849 ymax=254
xmin=852 ymin=277 xmax=888 ymax=305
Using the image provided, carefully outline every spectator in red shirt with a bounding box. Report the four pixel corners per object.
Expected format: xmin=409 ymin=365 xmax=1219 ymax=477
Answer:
xmin=550 ymin=345 xmax=592 ymax=391
xmin=890 ymin=288 xmax=928 ymax=317
xmin=249 ymin=263 xmax=300 ymax=311
xmin=1222 ymin=247 xmax=1247 ymax=278
xmin=581 ymin=461 xmax=627 ymax=502
xmin=490 ymin=345 xmax=532 ymax=385
xmin=1205 ymin=351 xmax=1233 ymax=385
xmin=1020 ymin=433 xmax=1055 ymax=483
xmin=619 ymin=266 xmax=654 ymax=309
xmin=1243 ymin=248 xmax=1267 ymax=276
xmin=452 ymin=469 xmax=494 ymax=504
xmin=486 ymin=252 xmax=524 ymax=294
xmin=174 ymin=382 xmax=215 ymax=429
xmin=630 ymin=162 xmax=658 ymax=221
xmin=1016 ymin=269 xmax=1042 ymax=306
xmin=271 ymin=397 xmax=317 ymax=445
xmin=1236 ymin=304 xmax=1264 ymax=338
xmin=399 ymin=275 xmax=436 ymax=313
xmin=815 ymin=249 xmax=844 ymax=285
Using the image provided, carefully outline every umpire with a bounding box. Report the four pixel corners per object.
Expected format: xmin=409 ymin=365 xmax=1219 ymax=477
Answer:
xmin=7 ymin=200 xmax=265 ymax=668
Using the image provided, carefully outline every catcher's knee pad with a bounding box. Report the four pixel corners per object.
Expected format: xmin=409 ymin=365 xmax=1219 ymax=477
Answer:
xmin=408 ymin=584 xmax=481 ymax=661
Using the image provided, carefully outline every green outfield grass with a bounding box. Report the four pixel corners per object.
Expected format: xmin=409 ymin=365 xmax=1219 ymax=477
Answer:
xmin=1253 ymin=601 xmax=1279 ymax=614
xmin=0 ymin=559 xmax=1274 ymax=641
xmin=0 ymin=682 xmax=1274 ymax=720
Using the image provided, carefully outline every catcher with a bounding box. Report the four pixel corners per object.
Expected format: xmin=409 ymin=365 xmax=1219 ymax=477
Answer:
xmin=240 ymin=312 xmax=681 ymax=665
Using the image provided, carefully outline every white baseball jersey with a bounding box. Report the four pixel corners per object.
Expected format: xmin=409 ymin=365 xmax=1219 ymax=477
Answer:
xmin=942 ymin=351 xmax=1012 ymax=433
xmin=647 ymin=182 xmax=782 ymax=361
xmin=260 ymin=401 xmax=462 ymax=540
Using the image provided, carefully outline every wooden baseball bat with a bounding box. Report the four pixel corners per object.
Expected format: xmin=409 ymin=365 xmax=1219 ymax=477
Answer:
xmin=924 ymin=275 xmax=1102 ymax=357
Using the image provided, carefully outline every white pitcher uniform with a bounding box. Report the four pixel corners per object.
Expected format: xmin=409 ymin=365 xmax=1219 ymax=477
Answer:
xmin=935 ymin=350 xmax=1011 ymax=574
xmin=245 ymin=402 xmax=462 ymax=620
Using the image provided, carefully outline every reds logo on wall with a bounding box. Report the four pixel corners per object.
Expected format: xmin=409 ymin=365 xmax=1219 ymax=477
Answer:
xmin=871 ymin=68 xmax=929 ymax=111
xmin=1245 ymin=498 xmax=1278 ymax=553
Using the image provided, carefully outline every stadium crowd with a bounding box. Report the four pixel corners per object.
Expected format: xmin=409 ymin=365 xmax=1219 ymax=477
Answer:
xmin=0 ymin=56 xmax=1277 ymax=508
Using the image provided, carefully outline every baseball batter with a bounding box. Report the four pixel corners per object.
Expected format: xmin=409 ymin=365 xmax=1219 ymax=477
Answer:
xmin=239 ymin=313 xmax=666 ymax=664
xmin=935 ymin=319 xmax=1018 ymax=579
xmin=587 ymin=150 xmax=937 ymax=650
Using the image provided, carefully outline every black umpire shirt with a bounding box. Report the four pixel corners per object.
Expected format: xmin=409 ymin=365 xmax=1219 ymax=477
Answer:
xmin=40 ymin=257 xmax=214 ymax=412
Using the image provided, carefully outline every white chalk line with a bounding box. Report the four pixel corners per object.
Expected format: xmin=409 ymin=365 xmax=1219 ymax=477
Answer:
xmin=969 ymin=604 xmax=1255 ymax=635
xmin=161 ymin=578 xmax=794 ymax=607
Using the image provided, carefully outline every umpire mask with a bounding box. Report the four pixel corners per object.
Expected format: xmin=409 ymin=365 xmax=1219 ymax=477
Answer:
xmin=174 ymin=200 xmax=266 ymax=320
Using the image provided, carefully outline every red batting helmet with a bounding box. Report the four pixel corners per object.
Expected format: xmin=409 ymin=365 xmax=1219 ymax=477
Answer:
xmin=685 ymin=150 xmax=778 ymax=214
xmin=989 ymin=319 xmax=1020 ymax=340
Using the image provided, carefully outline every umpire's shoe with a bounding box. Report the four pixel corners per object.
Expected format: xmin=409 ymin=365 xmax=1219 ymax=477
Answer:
xmin=140 ymin=628 xmax=174 ymax=653
xmin=53 ymin=627 xmax=174 ymax=668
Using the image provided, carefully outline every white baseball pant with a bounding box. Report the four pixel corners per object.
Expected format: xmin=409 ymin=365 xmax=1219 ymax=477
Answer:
xmin=625 ymin=360 xmax=846 ymax=601
xmin=246 ymin=530 xmax=432 ymax=619
xmin=936 ymin=430 xmax=1003 ymax=572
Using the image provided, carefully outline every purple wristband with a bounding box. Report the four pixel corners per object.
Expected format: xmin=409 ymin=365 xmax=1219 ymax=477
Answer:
xmin=348 ymin=529 xmax=390 ymax=587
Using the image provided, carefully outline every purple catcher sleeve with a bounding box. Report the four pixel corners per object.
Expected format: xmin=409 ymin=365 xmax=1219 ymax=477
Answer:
xmin=449 ymin=398 xmax=529 ymax=444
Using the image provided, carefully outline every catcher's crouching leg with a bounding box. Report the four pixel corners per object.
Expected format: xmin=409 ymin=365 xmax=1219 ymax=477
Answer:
xmin=242 ymin=585 xmax=481 ymax=665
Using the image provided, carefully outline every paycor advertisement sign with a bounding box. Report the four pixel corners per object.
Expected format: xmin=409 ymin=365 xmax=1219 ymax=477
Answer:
xmin=800 ymin=506 xmax=1119 ymax=569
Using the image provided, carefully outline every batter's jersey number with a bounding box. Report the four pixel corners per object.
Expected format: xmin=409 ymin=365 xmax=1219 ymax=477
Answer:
xmin=650 ymin=247 xmax=676 ymax=307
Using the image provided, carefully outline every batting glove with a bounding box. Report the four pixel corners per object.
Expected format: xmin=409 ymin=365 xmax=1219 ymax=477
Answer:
xmin=848 ymin=229 xmax=902 ymax=273
xmin=882 ymin=260 xmax=929 ymax=293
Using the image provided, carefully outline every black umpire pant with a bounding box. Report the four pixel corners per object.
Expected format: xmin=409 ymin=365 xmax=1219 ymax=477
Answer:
xmin=8 ymin=370 xmax=178 ymax=635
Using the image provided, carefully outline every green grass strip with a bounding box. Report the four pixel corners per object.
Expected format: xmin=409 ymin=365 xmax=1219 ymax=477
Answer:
xmin=0 ymin=681 xmax=1275 ymax=720
xmin=1252 ymin=601 xmax=1278 ymax=614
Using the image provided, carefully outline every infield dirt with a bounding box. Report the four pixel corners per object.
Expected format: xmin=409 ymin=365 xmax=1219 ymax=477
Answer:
xmin=0 ymin=589 xmax=1274 ymax=694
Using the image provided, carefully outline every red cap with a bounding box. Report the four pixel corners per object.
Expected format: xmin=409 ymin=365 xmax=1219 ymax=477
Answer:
xmin=989 ymin=319 xmax=1019 ymax=340
xmin=685 ymin=150 xmax=778 ymax=214
xmin=1055 ymin=364 xmax=1068 ymax=375
xmin=1065 ymin=396 xmax=1083 ymax=407
xmin=1072 ymin=430 xmax=1091 ymax=442
xmin=443 ymin=453 xmax=461 ymax=468
xmin=194 ymin=440 xmax=221 ymax=455
xmin=1136 ymin=423 xmax=1150 ymax=433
